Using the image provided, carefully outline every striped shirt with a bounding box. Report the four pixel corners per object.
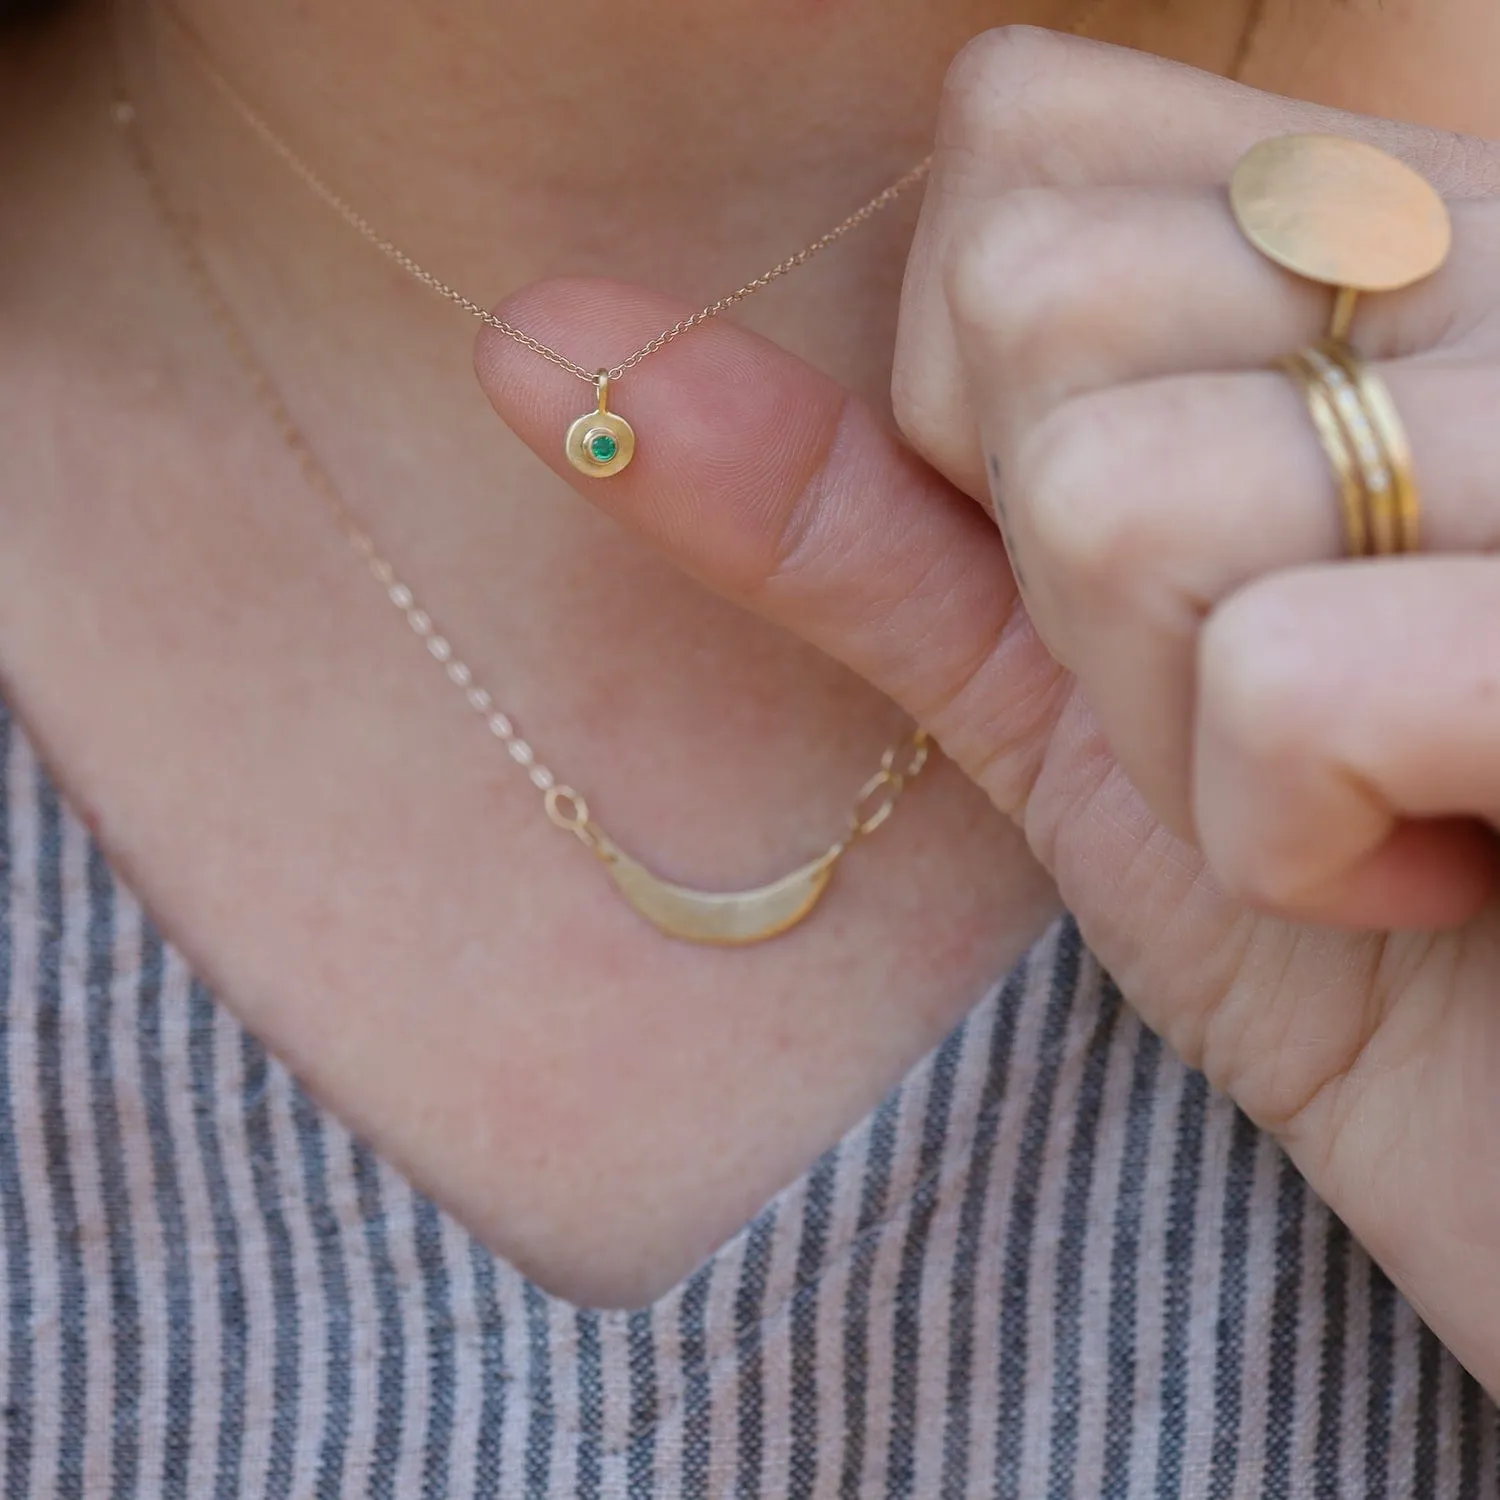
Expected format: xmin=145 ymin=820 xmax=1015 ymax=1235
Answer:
xmin=0 ymin=695 xmax=1493 ymax=1499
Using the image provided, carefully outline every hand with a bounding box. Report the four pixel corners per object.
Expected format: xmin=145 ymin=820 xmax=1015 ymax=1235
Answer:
xmin=475 ymin=29 xmax=1500 ymax=1392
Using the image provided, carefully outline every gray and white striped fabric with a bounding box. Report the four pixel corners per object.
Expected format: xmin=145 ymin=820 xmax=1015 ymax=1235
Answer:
xmin=0 ymin=697 xmax=1493 ymax=1500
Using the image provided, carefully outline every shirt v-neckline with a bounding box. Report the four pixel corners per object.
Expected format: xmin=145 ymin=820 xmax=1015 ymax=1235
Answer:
xmin=0 ymin=692 xmax=1081 ymax=1429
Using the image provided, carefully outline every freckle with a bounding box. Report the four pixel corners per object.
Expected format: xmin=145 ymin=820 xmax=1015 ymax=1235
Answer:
xmin=987 ymin=452 xmax=1002 ymax=483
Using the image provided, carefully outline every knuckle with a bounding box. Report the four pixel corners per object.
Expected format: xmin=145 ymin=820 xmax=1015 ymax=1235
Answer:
xmin=696 ymin=390 xmax=851 ymax=605
xmin=944 ymin=188 xmax=1099 ymax=351
xmin=1196 ymin=590 xmax=1332 ymax=908
xmin=897 ymin=185 xmax=1106 ymax=496
xmin=746 ymin=402 xmax=855 ymax=596
xmin=1199 ymin=586 xmax=1325 ymax=773
xmin=938 ymin=26 xmax=1079 ymax=165
xmin=908 ymin=591 xmax=1056 ymax=807
xmin=1013 ymin=396 xmax=1153 ymax=600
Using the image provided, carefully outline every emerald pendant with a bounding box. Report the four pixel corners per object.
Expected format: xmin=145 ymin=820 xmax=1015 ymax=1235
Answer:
xmin=565 ymin=370 xmax=635 ymax=478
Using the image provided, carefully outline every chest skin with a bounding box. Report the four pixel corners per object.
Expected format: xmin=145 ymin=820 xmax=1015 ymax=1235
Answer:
xmin=0 ymin=34 xmax=1059 ymax=1309
xmin=16 ymin=0 xmax=1500 ymax=1310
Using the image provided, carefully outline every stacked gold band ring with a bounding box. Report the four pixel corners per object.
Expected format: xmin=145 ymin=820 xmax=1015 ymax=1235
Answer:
xmin=1229 ymin=134 xmax=1450 ymax=558
xmin=1277 ymin=340 xmax=1418 ymax=556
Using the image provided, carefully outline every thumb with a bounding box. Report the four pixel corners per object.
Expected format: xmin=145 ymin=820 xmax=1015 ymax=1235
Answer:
xmin=473 ymin=277 xmax=1064 ymax=812
xmin=471 ymin=280 xmax=1286 ymax=1093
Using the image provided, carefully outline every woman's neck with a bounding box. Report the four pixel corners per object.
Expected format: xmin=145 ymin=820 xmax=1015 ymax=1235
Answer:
xmin=125 ymin=0 xmax=991 ymax=285
xmin=119 ymin=0 xmax=1249 ymax=299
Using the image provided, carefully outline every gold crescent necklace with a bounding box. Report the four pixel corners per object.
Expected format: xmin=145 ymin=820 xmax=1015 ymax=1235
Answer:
xmin=110 ymin=20 xmax=947 ymax=946
xmin=108 ymin=0 xmax=1152 ymax=943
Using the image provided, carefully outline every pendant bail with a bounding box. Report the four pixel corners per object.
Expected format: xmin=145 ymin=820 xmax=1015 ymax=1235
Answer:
xmin=565 ymin=368 xmax=636 ymax=477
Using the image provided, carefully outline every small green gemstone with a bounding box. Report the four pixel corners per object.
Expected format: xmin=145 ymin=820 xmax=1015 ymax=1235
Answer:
xmin=588 ymin=431 xmax=619 ymax=464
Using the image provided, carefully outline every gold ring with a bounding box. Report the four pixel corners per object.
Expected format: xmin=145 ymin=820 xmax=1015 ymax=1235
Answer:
xmin=1277 ymin=348 xmax=1367 ymax=556
xmin=1230 ymin=134 xmax=1446 ymax=556
xmin=1230 ymin=133 xmax=1450 ymax=342
xmin=1279 ymin=341 xmax=1419 ymax=556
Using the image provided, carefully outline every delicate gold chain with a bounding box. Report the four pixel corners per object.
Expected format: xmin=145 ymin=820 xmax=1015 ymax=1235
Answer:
xmin=111 ymin=98 xmax=932 ymax=858
xmin=155 ymin=0 xmax=938 ymax=386
xmin=144 ymin=0 xmax=1261 ymax=393
xmin=151 ymin=0 xmax=1128 ymax=386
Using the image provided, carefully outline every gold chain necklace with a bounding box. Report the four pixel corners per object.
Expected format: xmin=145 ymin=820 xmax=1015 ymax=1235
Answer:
xmin=107 ymin=0 xmax=1151 ymax=945
xmin=115 ymin=100 xmax=933 ymax=944
xmin=155 ymin=0 xmax=950 ymax=478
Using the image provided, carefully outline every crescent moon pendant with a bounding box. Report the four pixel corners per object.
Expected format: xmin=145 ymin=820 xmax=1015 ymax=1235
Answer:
xmin=593 ymin=837 xmax=841 ymax=946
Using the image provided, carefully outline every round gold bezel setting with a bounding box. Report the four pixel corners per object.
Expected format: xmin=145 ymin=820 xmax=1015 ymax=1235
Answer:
xmin=565 ymin=410 xmax=635 ymax=477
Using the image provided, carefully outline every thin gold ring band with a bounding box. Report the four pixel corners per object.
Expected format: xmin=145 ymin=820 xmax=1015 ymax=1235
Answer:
xmin=1279 ymin=340 xmax=1420 ymax=558
xmin=1278 ymin=350 xmax=1368 ymax=558
xmin=1321 ymin=343 xmax=1421 ymax=553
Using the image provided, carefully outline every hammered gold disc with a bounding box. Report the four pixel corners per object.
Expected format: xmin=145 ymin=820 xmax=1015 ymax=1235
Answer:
xmin=1230 ymin=134 xmax=1451 ymax=294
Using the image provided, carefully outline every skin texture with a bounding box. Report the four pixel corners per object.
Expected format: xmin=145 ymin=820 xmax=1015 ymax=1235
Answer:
xmin=6 ymin=0 xmax=1500 ymax=1332
xmin=474 ymin=32 xmax=1500 ymax=1388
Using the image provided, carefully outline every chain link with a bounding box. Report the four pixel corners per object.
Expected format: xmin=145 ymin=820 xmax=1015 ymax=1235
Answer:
xmin=845 ymin=730 xmax=931 ymax=841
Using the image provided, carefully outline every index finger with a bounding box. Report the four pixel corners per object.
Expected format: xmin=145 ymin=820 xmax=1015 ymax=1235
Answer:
xmin=893 ymin=25 xmax=1499 ymax=496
